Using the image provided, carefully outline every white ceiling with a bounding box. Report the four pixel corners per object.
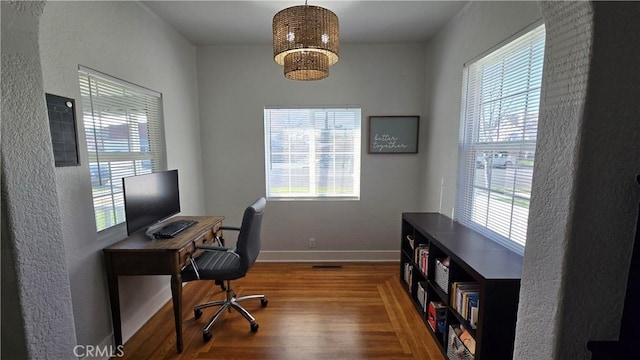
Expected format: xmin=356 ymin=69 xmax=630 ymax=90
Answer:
xmin=142 ymin=1 xmax=468 ymax=46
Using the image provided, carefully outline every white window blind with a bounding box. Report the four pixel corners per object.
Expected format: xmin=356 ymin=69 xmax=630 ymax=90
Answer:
xmin=264 ymin=107 xmax=361 ymax=199
xmin=457 ymin=24 xmax=545 ymax=253
xmin=79 ymin=67 xmax=165 ymax=232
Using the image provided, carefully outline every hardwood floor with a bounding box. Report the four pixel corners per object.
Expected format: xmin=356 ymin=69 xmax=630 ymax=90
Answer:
xmin=118 ymin=263 xmax=444 ymax=360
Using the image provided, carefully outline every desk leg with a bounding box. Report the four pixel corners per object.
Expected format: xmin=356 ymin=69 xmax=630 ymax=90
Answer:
xmin=106 ymin=270 xmax=122 ymax=348
xmin=170 ymin=273 xmax=183 ymax=353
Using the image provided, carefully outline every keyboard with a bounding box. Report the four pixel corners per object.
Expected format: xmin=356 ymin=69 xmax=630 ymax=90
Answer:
xmin=153 ymin=220 xmax=198 ymax=239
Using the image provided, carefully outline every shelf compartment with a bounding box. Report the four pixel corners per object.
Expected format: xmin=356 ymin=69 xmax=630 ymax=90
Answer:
xmin=428 ymin=280 xmax=449 ymax=306
xmin=447 ymin=324 xmax=475 ymax=360
xmin=427 ymin=300 xmax=448 ymax=335
xmin=449 ymin=308 xmax=476 ymax=338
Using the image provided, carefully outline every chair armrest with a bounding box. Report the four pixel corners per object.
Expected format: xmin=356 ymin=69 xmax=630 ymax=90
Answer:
xmin=215 ymin=226 xmax=240 ymax=247
xmin=195 ymin=245 xmax=229 ymax=252
xmin=219 ymin=226 xmax=241 ymax=232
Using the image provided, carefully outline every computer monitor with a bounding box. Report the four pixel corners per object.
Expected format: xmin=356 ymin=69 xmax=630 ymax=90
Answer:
xmin=123 ymin=169 xmax=180 ymax=235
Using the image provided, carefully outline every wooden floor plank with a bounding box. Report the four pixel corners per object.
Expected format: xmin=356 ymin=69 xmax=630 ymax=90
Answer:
xmin=116 ymin=263 xmax=444 ymax=360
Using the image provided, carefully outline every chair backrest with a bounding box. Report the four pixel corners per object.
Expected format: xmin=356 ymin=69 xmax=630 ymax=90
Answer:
xmin=236 ymin=197 xmax=266 ymax=272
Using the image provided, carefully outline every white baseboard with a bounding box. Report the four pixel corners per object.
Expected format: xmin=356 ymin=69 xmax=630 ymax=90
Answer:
xmin=87 ymin=334 xmax=120 ymax=360
xmin=257 ymin=250 xmax=399 ymax=262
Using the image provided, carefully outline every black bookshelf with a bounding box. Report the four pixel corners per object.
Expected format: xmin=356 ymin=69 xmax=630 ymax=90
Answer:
xmin=400 ymin=212 xmax=523 ymax=360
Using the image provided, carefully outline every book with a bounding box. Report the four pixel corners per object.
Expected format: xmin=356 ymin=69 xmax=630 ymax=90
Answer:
xmin=421 ymin=251 xmax=428 ymax=274
xmin=450 ymin=282 xmax=479 ymax=315
xmin=470 ymin=306 xmax=479 ymax=330
xmin=460 ymin=290 xmax=479 ymax=319
xmin=427 ymin=302 xmax=437 ymax=331
xmin=414 ymin=244 xmax=429 ymax=275
xmin=466 ymin=293 xmax=479 ymax=321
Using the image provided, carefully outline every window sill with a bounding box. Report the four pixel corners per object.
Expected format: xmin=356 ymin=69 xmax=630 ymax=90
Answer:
xmin=266 ymin=196 xmax=360 ymax=202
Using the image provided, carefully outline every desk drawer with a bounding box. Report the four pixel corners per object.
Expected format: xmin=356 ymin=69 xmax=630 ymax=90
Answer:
xmin=107 ymin=252 xmax=176 ymax=275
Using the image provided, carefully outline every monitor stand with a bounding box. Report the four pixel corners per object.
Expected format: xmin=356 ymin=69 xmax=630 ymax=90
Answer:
xmin=144 ymin=221 xmax=166 ymax=239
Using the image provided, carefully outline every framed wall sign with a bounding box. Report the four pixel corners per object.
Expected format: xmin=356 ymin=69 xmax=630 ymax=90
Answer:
xmin=46 ymin=93 xmax=80 ymax=166
xmin=368 ymin=116 xmax=419 ymax=154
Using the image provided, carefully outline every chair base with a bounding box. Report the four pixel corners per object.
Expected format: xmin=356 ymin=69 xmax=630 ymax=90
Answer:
xmin=194 ymin=280 xmax=268 ymax=342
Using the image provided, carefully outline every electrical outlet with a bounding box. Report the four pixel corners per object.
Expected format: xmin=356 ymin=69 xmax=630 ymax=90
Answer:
xmin=308 ymin=238 xmax=316 ymax=248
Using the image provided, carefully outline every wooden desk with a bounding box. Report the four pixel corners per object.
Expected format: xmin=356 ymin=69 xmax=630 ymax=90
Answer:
xmin=103 ymin=215 xmax=224 ymax=353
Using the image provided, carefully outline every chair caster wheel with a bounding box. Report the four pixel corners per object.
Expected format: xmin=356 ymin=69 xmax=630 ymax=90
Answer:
xmin=261 ymin=298 xmax=268 ymax=307
xmin=203 ymin=332 xmax=212 ymax=342
xmin=250 ymin=323 xmax=259 ymax=332
xmin=194 ymin=309 xmax=202 ymax=319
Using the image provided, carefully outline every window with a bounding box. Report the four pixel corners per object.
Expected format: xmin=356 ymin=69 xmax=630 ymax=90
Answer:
xmin=79 ymin=67 xmax=165 ymax=232
xmin=456 ymin=24 xmax=545 ymax=253
xmin=264 ymin=107 xmax=361 ymax=200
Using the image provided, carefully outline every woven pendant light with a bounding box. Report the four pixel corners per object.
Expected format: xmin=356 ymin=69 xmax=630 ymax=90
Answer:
xmin=273 ymin=3 xmax=339 ymax=81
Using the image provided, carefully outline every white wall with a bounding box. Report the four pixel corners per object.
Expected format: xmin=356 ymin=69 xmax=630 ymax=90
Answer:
xmin=420 ymin=1 xmax=542 ymax=215
xmin=38 ymin=1 xmax=204 ymax=348
xmin=197 ymin=44 xmax=426 ymax=259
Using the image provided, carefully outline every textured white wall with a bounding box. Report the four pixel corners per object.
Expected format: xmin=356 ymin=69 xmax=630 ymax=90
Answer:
xmin=196 ymin=44 xmax=426 ymax=256
xmin=38 ymin=0 xmax=203 ymax=348
xmin=1 ymin=1 xmax=77 ymax=358
xmin=514 ymin=2 xmax=592 ymax=359
xmin=516 ymin=2 xmax=640 ymax=359
xmin=514 ymin=2 xmax=594 ymax=358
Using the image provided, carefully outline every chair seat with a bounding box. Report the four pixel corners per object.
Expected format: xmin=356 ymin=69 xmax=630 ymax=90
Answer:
xmin=182 ymin=249 xmax=244 ymax=282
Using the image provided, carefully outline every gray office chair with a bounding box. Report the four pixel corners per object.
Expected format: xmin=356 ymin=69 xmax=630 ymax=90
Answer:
xmin=181 ymin=197 xmax=268 ymax=342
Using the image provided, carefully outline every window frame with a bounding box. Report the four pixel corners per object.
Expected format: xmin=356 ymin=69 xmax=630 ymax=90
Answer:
xmin=456 ymin=23 xmax=545 ymax=254
xmin=78 ymin=66 xmax=166 ymax=233
xmin=264 ymin=107 xmax=362 ymax=201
